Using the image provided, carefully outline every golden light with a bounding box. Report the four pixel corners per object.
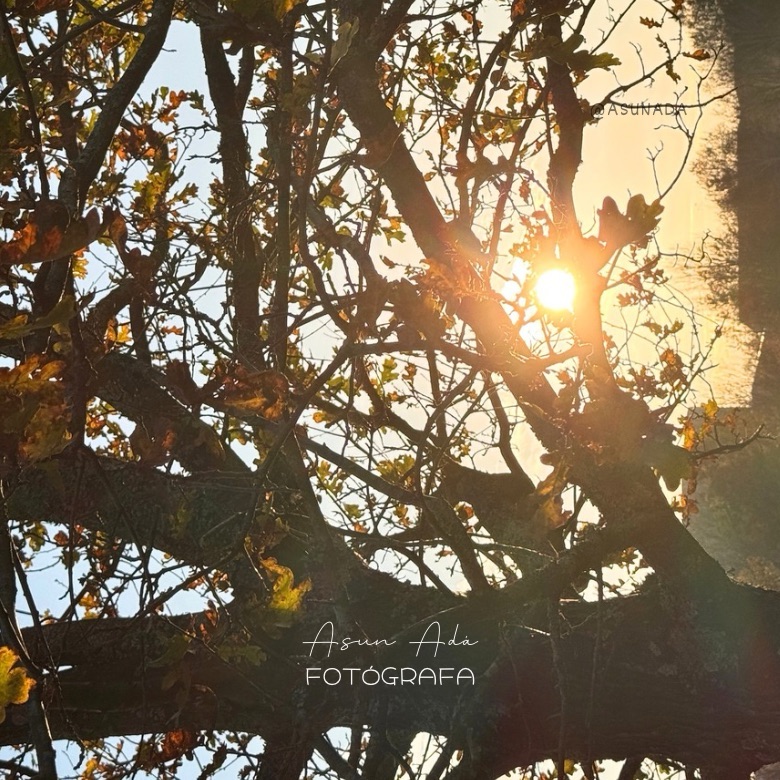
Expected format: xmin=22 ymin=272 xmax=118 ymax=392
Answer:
xmin=534 ymin=268 xmax=576 ymax=311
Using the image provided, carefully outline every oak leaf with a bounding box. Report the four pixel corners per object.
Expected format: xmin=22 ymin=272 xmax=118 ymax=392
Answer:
xmin=0 ymin=647 xmax=35 ymax=724
xmin=260 ymin=557 xmax=311 ymax=627
xmin=0 ymin=203 xmax=101 ymax=266
xmin=218 ymin=367 xmax=289 ymax=420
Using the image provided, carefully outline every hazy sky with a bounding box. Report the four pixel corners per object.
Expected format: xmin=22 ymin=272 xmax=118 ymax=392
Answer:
xmin=141 ymin=1 xmax=754 ymax=408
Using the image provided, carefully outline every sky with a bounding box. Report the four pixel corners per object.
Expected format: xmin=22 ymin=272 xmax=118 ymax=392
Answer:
xmin=142 ymin=4 xmax=756 ymax=406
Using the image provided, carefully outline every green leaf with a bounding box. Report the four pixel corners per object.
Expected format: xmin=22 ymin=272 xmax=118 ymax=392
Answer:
xmin=377 ymin=454 xmax=415 ymax=485
xmin=343 ymin=503 xmax=362 ymax=520
xmin=0 ymin=296 xmax=76 ymax=340
xmin=644 ymin=441 xmax=693 ymax=491
xmin=567 ymin=50 xmax=621 ymax=71
xmin=216 ymin=641 xmax=267 ymax=665
xmin=148 ymin=633 xmax=193 ymax=669
xmin=522 ymin=33 xmax=620 ymax=71
xmin=380 ymin=357 xmax=399 ymax=384
xmin=332 ymin=20 xmax=359 ymax=67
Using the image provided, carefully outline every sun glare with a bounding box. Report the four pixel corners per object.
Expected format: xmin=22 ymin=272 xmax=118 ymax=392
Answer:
xmin=534 ymin=269 xmax=576 ymax=311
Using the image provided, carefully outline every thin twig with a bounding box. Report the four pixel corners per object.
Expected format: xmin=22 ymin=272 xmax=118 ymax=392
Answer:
xmin=0 ymin=8 xmax=49 ymax=198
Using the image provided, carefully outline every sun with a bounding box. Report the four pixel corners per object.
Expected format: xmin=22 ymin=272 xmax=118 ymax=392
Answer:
xmin=534 ymin=268 xmax=576 ymax=311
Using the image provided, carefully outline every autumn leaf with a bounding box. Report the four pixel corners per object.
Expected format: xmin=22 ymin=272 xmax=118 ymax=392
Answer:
xmin=225 ymin=0 xmax=303 ymax=23
xmin=510 ymin=0 xmax=527 ymax=20
xmin=0 ymin=647 xmax=35 ymax=724
xmin=158 ymin=729 xmax=198 ymax=762
xmin=684 ymin=49 xmax=711 ymax=61
xmin=703 ymin=399 xmax=719 ymax=419
xmin=387 ymin=279 xmax=447 ymax=339
xmin=129 ymin=421 xmax=176 ymax=466
xmin=531 ymin=461 xmax=570 ymax=538
xmin=13 ymin=0 xmax=70 ymax=17
xmin=105 ymin=208 xmax=157 ymax=297
xmin=273 ymin=0 xmax=305 ymax=19
xmin=0 ymin=203 xmax=101 ymax=266
xmin=680 ymin=417 xmax=698 ymax=451
xmin=260 ymin=557 xmax=311 ymax=626
xmin=599 ymin=194 xmax=664 ymax=249
xmin=166 ymin=360 xmax=203 ymax=407
xmin=217 ymin=367 xmax=289 ymax=420
xmin=0 ymin=222 xmax=36 ymax=270
xmin=0 ymin=356 xmax=70 ymax=464
xmin=0 ymin=108 xmax=23 ymax=179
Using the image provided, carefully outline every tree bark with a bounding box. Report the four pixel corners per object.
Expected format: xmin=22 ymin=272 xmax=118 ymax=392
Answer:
xmin=2 ymin=566 xmax=780 ymax=776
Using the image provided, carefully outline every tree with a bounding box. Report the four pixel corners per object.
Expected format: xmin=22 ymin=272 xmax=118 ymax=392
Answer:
xmin=0 ymin=0 xmax=774 ymax=778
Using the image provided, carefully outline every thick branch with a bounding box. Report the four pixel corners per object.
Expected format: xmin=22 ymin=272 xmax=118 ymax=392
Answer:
xmin=7 ymin=454 xmax=255 ymax=568
xmin=2 ymin=575 xmax=779 ymax=777
xmin=543 ymin=13 xmax=585 ymax=231
xmin=92 ymin=351 xmax=247 ymax=473
xmin=200 ymin=20 xmax=265 ymax=367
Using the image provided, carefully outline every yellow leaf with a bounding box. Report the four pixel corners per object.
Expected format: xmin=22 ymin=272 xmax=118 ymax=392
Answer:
xmin=0 ymin=356 xmax=70 ymax=462
xmin=0 ymin=647 xmax=35 ymax=724
xmin=332 ymin=20 xmax=359 ymax=66
xmin=261 ymin=557 xmax=311 ymax=615
xmin=680 ymin=418 xmax=697 ymax=451
xmin=703 ymin=399 xmax=718 ymax=419
xmin=0 ymin=315 xmax=30 ymax=340
xmin=37 ymin=360 xmax=66 ymax=381
xmin=645 ymin=441 xmax=693 ymax=492
xmin=273 ymin=0 xmax=305 ymax=19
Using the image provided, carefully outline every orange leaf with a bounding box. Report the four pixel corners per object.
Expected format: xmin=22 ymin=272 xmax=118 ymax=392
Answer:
xmin=0 ymin=202 xmax=101 ymax=266
xmin=683 ymin=49 xmax=711 ymax=61
xmin=218 ymin=368 xmax=289 ymax=420
xmin=158 ymin=729 xmax=198 ymax=762
xmin=106 ymin=208 xmax=157 ymax=296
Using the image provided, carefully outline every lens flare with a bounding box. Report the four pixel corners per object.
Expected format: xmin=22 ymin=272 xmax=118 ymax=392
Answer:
xmin=534 ymin=269 xmax=576 ymax=311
